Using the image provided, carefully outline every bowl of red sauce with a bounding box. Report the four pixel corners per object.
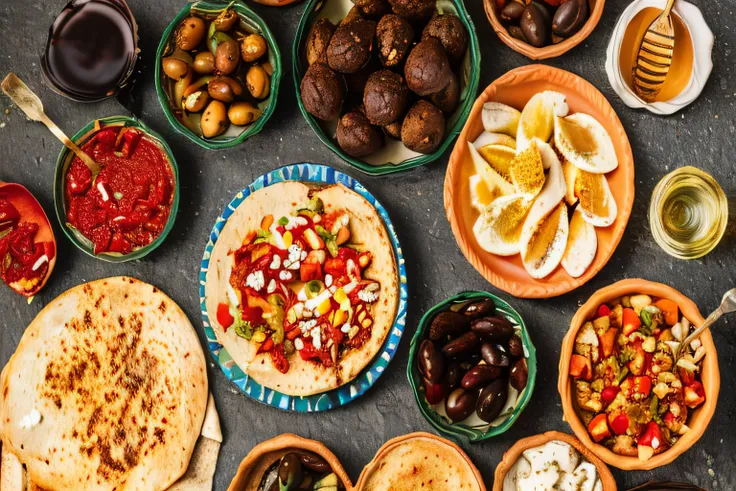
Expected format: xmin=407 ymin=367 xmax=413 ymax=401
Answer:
xmin=53 ymin=116 xmax=179 ymax=261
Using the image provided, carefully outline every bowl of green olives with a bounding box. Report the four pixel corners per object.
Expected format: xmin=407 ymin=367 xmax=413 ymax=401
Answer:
xmin=407 ymin=291 xmax=537 ymax=442
xmin=228 ymin=434 xmax=352 ymax=490
xmin=155 ymin=0 xmax=282 ymax=149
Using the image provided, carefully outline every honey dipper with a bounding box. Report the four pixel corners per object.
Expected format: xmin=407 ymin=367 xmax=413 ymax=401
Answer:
xmin=632 ymin=0 xmax=677 ymax=102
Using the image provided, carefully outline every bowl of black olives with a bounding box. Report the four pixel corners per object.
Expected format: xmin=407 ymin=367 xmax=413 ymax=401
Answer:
xmin=408 ymin=291 xmax=536 ymax=442
xmin=484 ymin=0 xmax=605 ymax=60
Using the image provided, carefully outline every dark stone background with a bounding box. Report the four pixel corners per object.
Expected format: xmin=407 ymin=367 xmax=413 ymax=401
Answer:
xmin=0 ymin=0 xmax=734 ymax=489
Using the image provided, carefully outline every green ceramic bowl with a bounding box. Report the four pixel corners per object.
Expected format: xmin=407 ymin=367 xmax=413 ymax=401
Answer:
xmin=293 ymin=0 xmax=481 ymax=175
xmin=155 ymin=0 xmax=282 ymax=150
xmin=53 ymin=116 xmax=180 ymax=262
xmin=407 ymin=291 xmax=537 ymax=443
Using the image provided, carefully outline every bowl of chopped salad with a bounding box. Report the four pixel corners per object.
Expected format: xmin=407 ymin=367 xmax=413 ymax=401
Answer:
xmin=558 ymin=279 xmax=720 ymax=470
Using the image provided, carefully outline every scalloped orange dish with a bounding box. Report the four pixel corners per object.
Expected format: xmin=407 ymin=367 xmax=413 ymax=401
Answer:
xmin=444 ymin=65 xmax=635 ymax=298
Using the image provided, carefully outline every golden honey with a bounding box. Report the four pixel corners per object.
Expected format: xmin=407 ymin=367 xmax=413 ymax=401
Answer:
xmin=649 ymin=167 xmax=728 ymax=259
xmin=619 ymin=7 xmax=694 ymax=102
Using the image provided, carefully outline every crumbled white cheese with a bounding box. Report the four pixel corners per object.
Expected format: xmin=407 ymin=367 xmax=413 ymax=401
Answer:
xmin=269 ymin=224 xmax=286 ymax=250
xmin=300 ymin=250 xmax=308 ymax=261
xmin=343 ymin=281 xmax=358 ymax=294
xmin=246 ymin=271 xmax=265 ymax=291
xmin=31 ymin=254 xmax=48 ymax=271
xmin=305 ymin=289 xmax=332 ymax=311
xmin=266 ymin=279 xmax=277 ymax=294
xmin=288 ymin=245 xmax=301 ymax=262
xmin=287 ymin=261 xmax=300 ymax=271
xmin=279 ymin=270 xmax=293 ymax=282
xmin=270 ymin=255 xmax=281 ymax=269
xmin=299 ymin=319 xmax=317 ymax=335
xmin=340 ymin=323 xmax=351 ymax=333
xmin=311 ymin=326 xmax=322 ymax=349
xmin=285 ymin=215 xmax=308 ymax=230
xmin=294 ymin=338 xmax=304 ymax=351
xmin=19 ymin=408 xmax=41 ymax=429
xmin=297 ymin=288 xmax=308 ymax=302
xmin=293 ymin=302 xmax=304 ymax=319
xmin=325 ymin=274 xmax=333 ymax=287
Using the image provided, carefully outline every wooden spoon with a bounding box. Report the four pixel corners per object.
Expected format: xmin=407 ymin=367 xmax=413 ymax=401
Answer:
xmin=676 ymin=288 xmax=736 ymax=360
xmin=1 ymin=73 xmax=101 ymax=177
xmin=632 ymin=0 xmax=676 ymax=102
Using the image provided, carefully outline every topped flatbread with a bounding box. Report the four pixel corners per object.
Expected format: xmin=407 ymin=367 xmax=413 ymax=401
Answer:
xmin=0 ymin=277 xmax=208 ymax=491
xmin=205 ymin=182 xmax=399 ymax=396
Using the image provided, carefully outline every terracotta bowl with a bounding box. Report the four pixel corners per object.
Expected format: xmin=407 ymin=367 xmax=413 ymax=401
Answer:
xmin=355 ymin=432 xmax=486 ymax=490
xmin=493 ymin=431 xmax=617 ymax=491
xmin=227 ymin=433 xmax=353 ymax=491
xmin=484 ymin=0 xmax=605 ymax=60
xmin=444 ymin=65 xmax=635 ymax=298
xmin=558 ymin=279 xmax=720 ymax=470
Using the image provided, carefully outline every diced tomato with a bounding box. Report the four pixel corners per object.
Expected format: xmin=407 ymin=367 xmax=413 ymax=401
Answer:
xmin=324 ymin=258 xmax=346 ymax=277
xmin=637 ymin=421 xmax=663 ymax=449
xmin=632 ymin=376 xmax=652 ymax=397
xmin=300 ymin=261 xmax=322 ymax=282
xmin=588 ymin=414 xmax=611 ymax=442
xmin=601 ymin=386 xmax=620 ymax=407
xmin=599 ymin=328 xmax=618 ymax=358
xmin=622 ymin=308 xmax=641 ymax=335
xmin=270 ymin=343 xmax=289 ymax=374
xmin=597 ymin=304 xmax=612 ymax=318
xmin=654 ymin=298 xmax=679 ymax=326
xmin=683 ymin=381 xmax=705 ymax=408
xmin=610 ymin=413 xmax=629 ymax=435
xmin=569 ymin=354 xmax=592 ymax=381
xmin=216 ymin=303 xmax=234 ymax=329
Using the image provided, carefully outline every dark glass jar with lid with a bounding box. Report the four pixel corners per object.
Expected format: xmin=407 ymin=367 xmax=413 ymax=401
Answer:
xmin=41 ymin=0 xmax=139 ymax=102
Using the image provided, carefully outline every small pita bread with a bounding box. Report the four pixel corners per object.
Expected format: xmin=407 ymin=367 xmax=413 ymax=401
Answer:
xmin=205 ymin=182 xmax=398 ymax=396
xmin=0 ymin=277 xmax=208 ymax=491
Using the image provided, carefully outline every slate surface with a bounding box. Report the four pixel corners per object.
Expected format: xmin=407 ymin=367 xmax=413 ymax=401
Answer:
xmin=0 ymin=0 xmax=734 ymax=489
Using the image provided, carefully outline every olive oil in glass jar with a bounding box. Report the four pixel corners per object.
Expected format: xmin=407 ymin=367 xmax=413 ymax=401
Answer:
xmin=649 ymin=166 xmax=728 ymax=259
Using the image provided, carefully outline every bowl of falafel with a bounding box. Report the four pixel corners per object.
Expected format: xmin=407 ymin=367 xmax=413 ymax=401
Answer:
xmin=294 ymin=0 xmax=480 ymax=175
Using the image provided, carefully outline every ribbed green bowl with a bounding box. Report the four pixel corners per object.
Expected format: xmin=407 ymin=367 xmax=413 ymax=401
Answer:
xmin=407 ymin=291 xmax=537 ymax=442
xmin=155 ymin=0 xmax=282 ymax=150
xmin=53 ymin=116 xmax=180 ymax=262
xmin=293 ymin=0 xmax=481 ymax=175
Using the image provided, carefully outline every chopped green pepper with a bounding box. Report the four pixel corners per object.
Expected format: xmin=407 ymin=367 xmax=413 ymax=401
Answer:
xmin=614 ymin=367 xmax=629 ymax=386
xmin=306 ymin=280 xmax=324 ymax=299
xmin=278 ymin=216 xmax=289 ymax=226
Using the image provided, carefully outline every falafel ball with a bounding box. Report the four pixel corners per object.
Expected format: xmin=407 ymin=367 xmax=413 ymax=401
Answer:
xmin=306 ymin=18 xmax=336 ymax=66
xmin=376 ymin=14 xmax=414 ymax=68
xmin=422 ymin=14 xmax=468 ymax=62
xmin=300 ymin=63 xmax=345 ymax=121
xmin=430 ymin=71 xmax=460 ymax=115
xmin=327 ymin=18 xmax=377 ymax=74
xmin=363 ymin=70 xmax=409 ymax=126
xmin=336 ymin=111 xmax=384 ymax=157
xmin=401 ymin=100 xmax=445 ymax=154
xmin=383 ymin=120 xmax=402 ymax=140
xmin=404 ymin=38 xmax=452 ymax=96
xmin=352 ymin=0 xmax=391 ymax=18
xmin=387 ymin=0 xmax=434 ymax=20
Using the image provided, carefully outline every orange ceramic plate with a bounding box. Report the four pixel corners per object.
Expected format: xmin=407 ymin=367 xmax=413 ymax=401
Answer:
xmin=492 ymin=431 xmax=616 ymax=491
xmin=444 ymin=65 xmax=635 ymax=298
xmin=484 ymin=0 xmax=605 ymax=60
xmin=0 ymin=182 xmax=56 ymax=296
xmin=558 ymin=279 xmax=720 ymax=470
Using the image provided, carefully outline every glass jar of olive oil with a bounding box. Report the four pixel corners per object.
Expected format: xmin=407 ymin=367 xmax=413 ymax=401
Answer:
xmin=649 ymin=166 xmax=728 ymax=259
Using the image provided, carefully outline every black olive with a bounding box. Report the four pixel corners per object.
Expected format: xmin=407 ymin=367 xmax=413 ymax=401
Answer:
xmin=501 ymin=1 xmax=525 ymax=22
xmin=520 ymin=3 xmax=551 ymax=47
xmin=463 ymin=299 xmax=496 ymax=319
xmin=476 ymin=379 xmax=508 ymax=422
xmin=481 ymin=342 xmax=510 ymax=367
xmin=510 ymin=358 xmax=529 ymax=391
xmin=442 ymin=331 xmax=479 ymax=358
xmin=552 ymin=0 xmax=589 ymax=37
xmin=445 ymin=388 xmax=478 ymax=422
xmin=508 ymin=25 xmax=528 ymax=42
xmin=278 ymin=453 xmax=304 ymax=490
xmin=508 ymin=334 xmax=524 ymax=359
xmin=418 ymin=339 xmax=445 ymax=382
xmin=444 ymin=362 xmax=465 ymax=389
xmin=460 ymin=363 xmax=503 ymax=390
xmin=471 ymin=316 xmax=514 ymax=343
xmin=298 ymin=452 xmax=332 ymax=474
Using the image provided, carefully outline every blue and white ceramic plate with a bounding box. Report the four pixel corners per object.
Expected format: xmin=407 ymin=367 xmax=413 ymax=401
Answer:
xmin=199 ymin=163 xmax=408 ymax=411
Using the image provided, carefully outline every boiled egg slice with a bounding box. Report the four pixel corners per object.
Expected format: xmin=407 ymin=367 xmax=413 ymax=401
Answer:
xmin=473 ymin=194 xmax=532 ymax=256
xmin=554 ymin=113 xmax=618 ymax=174
xmin=562 ymin=160 xmax=578 ymax=205
xmin=482 ymin=102 xmax=521 ymax=137
xmin=520 ymin=202 xmax=569 ymax=279
xmin=517 ymin=91 xmax=569 ymax=153
xmin=473 ymin=131 xmax=517 ymax=150
xmin=561 ymin=207 xmax=598 ymax=278
xmin=575 ymin=169 xmax=617 ymax=227
xmin=509 ymin=142 xmax=545 ymax=198
xmin=467 ymin=143 xmax=514 ymax=210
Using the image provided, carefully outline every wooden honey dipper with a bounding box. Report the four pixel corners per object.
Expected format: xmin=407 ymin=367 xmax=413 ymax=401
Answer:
xmin=632 ymin=0 xmax=677 ymax=102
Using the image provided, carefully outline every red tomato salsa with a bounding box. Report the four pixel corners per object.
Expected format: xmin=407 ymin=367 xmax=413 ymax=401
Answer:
xmin=0 ymin=198 xmax=55 ymax=295
xmin=64 ymin=126 xmax=175 ymax=254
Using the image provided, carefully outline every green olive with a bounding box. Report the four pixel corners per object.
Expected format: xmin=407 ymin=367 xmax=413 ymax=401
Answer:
xmin=162 ymin=57 xmax=190 ymax=80
xmin=214 ymin=8 xmax=238 ymax=31
xmin=240 ymin=33 xmax=267 ymax=62
xmin=208 ymin=76 xmax=243 ymax=103
xmin=176 ymin=16 xmax=206 ymax=51
xmin=246 ymin=65 xmax=270 ymax=99
xmin=201 ymin=100 xmax=229 ymax=138
xmin=184 ymin=90 xmax=210 ymax=112
xmin=215 ymin=39 xmax=240 ymax=75
xmin=228 ymin=101 xmax=262 ymax=126
xmin=173 ymin=69 xmax=193 ymax=107
xmin=193 ymin=52 xmax=215 ymax=74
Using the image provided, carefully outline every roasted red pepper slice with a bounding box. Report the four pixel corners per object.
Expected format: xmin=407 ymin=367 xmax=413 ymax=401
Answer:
xmin=217 ymin=302 xmax=234 ymax=329
xmin=270 ymin=343 xmax=289 ymax=374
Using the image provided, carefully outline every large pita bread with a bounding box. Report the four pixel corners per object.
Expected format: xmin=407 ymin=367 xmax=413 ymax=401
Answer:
xmin=0 ymin=277 xmax=208 ymax=491
xmin=205 ymin=182 xmax=398 ymax=396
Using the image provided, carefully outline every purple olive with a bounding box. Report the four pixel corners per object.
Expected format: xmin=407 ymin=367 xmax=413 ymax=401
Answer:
xmin=445 ymin=388 xmax=478 ymax=422
xmin=442 ymin=331 xmax=479 ymax=358
xmin=463 ymin=299 xmax=495 ymax=319
xmin=460 ymin=364 xmax=503 ymax=390
xmin=418 ymin=339 xmax=445 ymax=382
xmin=481 ymin=342 xmax=510 ymax=367
xmin=445 ymin=362 xmax=465 ymax=389
xmin=476 ymin=378 xmax=508 ymax=422
xmin=471 ymin=316 xmax=514 ymax=343
xmin=508 ymin=334 xmax=524 ymax=359
xmin=510 ymin=358 xmax=529 ymax=391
